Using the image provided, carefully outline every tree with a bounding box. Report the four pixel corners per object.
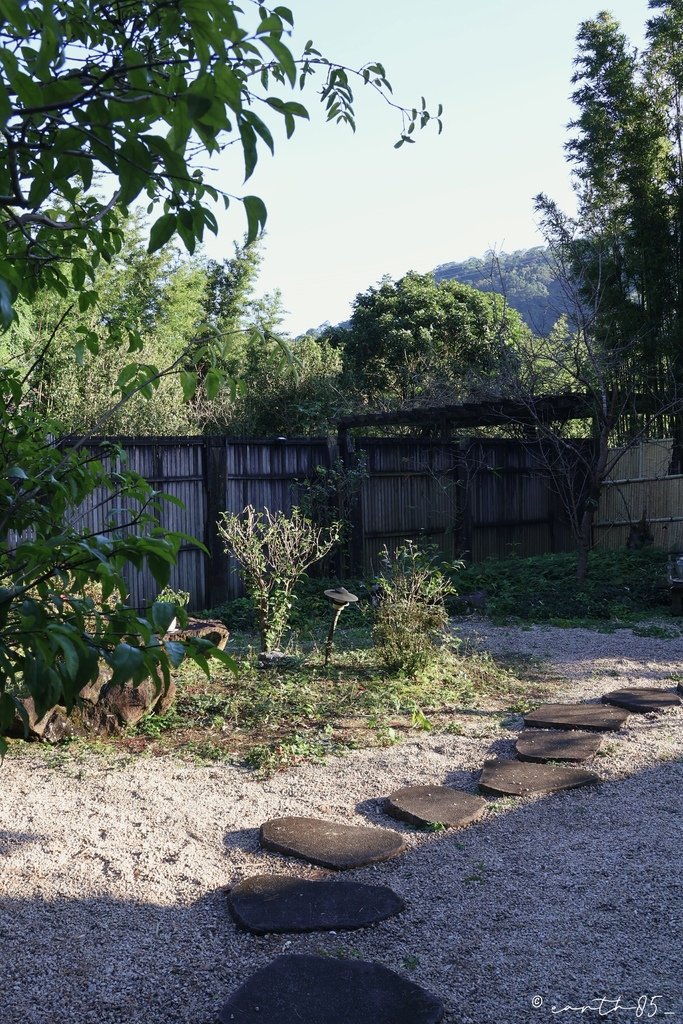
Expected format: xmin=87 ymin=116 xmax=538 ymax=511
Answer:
xmin=2 ymin=214 xmax=209 ymax=434
xmin=337 ymin=272 xmax=531 ymax=410
xmin=539 ymin=6 xmax=683 ymax=436
xmin=0 ymin=1 xmax=441 ymax=320
xmin=509 ymin=203 xmax=680 ymax=582
xmin=198 ymin=331 xmax=345 ymax=436
xmin=0 ymin=1 xmax=441 ymax=751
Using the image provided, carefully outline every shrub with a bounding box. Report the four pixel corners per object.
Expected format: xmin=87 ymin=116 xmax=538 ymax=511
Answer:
xmin=372 ymin=542 xmax=458 ymax=674
xmin=217 ymin=506 xmax=341 ymax=651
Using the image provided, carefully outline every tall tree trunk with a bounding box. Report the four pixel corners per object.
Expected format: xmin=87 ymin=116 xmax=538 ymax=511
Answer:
xmin=575 ymin=411 xmax=614 ymax=582
xmin=576 ymin=506 xmax=595 ymax=582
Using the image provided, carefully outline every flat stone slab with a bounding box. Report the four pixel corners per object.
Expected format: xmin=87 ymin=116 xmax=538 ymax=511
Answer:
xmin=602 ymin=687 xmax=682 ymax=713
xmin=227 ymin=874 xmax=405 ymax=934
xmin=516 ymin=729 xmax=603 ymax=764
xmin=479 ymin=758 xmax=600 ymax=796
xmin=524 ymin=703 xmax=629 ymax=732
xmin=260 ymin=816 xmax=407 ymax=870
xmin=385 ymin=785 xmax=487 ymax=829
xmin=218 ymin=954 xmax=444 ymax=1024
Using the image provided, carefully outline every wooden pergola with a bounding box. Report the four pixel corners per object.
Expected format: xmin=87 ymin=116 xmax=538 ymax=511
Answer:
xmin=335 ymin=393 xmax=592 ymax=452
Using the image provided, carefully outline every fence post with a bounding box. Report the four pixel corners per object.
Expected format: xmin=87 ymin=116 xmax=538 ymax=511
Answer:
xmin=338 ymin=427 xmax=364 ymax=577
xmin=204 ymin=436 xmax=230 ymax=608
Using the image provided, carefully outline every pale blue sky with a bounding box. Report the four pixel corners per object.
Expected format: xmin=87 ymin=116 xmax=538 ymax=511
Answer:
xmin=204 ymin=1 xmax=651 ymax=334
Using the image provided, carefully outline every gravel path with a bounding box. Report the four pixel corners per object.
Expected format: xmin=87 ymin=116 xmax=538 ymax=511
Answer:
xmin=1 ymin=620 xmax=682 ymax=1024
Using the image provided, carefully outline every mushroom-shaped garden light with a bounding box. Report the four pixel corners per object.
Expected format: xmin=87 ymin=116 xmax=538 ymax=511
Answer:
xmin=323 ymin=587 xmax=358 ymax=666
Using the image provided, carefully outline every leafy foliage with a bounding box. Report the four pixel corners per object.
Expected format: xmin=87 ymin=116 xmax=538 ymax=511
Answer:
xmin=0 ymin=422 xmax=235 ymax=753
xmin=453 ymin=548 xmax=670 ymax=622
xmin=535 ymin=5 xmax=683 ymax=438
xmin=333 ymin=272 xmax=531 ymax=410
xmin=0 ymin=1 xmax=441 ymax=320
xmin=372 ymin=542 xmax=458 ymax=674
xmin=217 ymin=505 xmax=341 ymax=651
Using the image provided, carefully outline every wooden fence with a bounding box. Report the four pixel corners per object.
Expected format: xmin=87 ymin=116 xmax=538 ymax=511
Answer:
xmin=67 ymin=435 xmax=584 ymax=609
xmin=595 ymin=438 xmax=683 ymax=551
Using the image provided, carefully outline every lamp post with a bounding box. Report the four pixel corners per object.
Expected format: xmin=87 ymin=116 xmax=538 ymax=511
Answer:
xmin=323 ymin=587 xmax=358 ymax=666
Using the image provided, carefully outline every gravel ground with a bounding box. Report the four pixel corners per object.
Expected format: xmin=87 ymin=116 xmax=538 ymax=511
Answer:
xmin=1 ymin=620 xmax=682 ymax=1024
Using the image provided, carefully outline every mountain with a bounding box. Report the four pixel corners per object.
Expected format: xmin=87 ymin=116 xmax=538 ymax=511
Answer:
xmin=433 ymin=247 xmax=568 ymax=336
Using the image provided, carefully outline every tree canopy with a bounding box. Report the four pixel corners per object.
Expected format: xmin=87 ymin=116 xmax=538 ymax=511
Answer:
xmin=335 ymin=272 xmax=531 ymax=411
xmin=536 ymin=1 xmax=683 ymax=424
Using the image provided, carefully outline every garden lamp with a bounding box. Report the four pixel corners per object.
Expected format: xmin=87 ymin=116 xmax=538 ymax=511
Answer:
xmin=323 ymin=587 xmax=358 ymax=665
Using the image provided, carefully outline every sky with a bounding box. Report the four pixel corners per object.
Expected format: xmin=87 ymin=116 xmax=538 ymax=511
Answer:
xmin=203 ymin=0 xmax=651 ymax=335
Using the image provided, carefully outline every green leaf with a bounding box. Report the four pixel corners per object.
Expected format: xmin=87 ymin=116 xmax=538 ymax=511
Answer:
xmin=209 ymin=647 xmax=238 ymax=672
xmin=147 ymin=552 xmax=171 ymax=588
xmin=0 ymin=276 xmax=13 ymax=328
xmin=110 ymin=643 xmax=145 ymax=685
xmin=262 ymin=35 xmax=297 ymax=86
xmin=152 ymin=600 xmax=176 ymax=634
xmin=164 ymin=640 xmax=186 ymax=669
xmin=180 ymin=370 xmax=198 ymax=402
xmin=148 ymin=213 xmax=177 ymax=253
xmin=205 ymin=368 xmax=222 ymax=399
xmin=243 ymin=195 xmax=267 ymax=243
xmin=0 ymin=692 xmax=19 ymax=732
xmin=239 ymin=122 xmax=258 ymax=180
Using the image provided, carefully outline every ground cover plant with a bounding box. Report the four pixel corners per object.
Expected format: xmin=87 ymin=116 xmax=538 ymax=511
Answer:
xmin=3 ymin=584 xmax=547 ymax=774
xmin=453 ymin=548 xmax=672 ymax=623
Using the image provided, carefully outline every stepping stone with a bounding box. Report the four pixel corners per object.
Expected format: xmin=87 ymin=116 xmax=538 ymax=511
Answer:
xmin=602 ymin=687 xmax=682 ymax=713
xmin=218 ymin=953 xmax=444 ymax=1024
xmin=227 ymin=874 xmax=405 ymax=934
xmin=260 ymin=816 xmax=407 ymax=870
xmin=516 ymin=729 xmax=603 ymax=764
xmin=479 ymin=757 xmax=600 ymax=797
xmin=385 ymin=785 xmax=487 ymax=829
xmin=524 ymin=703 xmax=629 ymax=732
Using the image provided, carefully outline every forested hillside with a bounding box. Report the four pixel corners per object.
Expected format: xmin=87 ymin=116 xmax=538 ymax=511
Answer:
xmin=433 ymin=247 xmax=568 ymax=336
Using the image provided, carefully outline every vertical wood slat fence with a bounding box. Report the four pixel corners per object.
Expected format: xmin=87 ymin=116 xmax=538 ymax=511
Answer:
xmin=594 ymin=438 xmax=683 ymax=551
xmin=69 ymin=435 xmax=584 ymax=610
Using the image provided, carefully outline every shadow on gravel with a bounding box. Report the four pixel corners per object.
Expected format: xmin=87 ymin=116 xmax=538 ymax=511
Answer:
xmin=222 ymin=826 xmax=260 ymax=854
xmin=0 ymin=830 xmax=44 ymax=855
xmin=1 ymin=762 xmax=682 ymax=1024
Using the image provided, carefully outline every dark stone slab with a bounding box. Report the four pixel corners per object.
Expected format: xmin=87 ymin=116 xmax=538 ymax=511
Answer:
xmin=227 ymin=874 xmax=405 ymax=934
xmin=479 ymin=757 xmax=600 ymax=796
xmin=218 ymin=954 xmax=444 ymax=1024
xmin=524 ymin=703 xmax=629 ymax=732
xmin=260 ymin=816 xmax=407 ymax=870
xmin=679 ymin=681 xmax=683 ymax=698
xmin=602 ymin=687 xmax=682 ymax=713
xmin=516 ymin=728 xmax=603 ymax=764
xmin=385 ymin=785 xmax=487 ymax=829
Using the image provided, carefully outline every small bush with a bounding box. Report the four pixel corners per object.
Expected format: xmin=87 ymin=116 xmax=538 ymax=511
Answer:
xmin=453 ymin=548 xmax=670 ymax=621
xmin=372 ymin=542 xmax=458 ymax=674
xmin=217 ymin=505 xmax=341 ymax=651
